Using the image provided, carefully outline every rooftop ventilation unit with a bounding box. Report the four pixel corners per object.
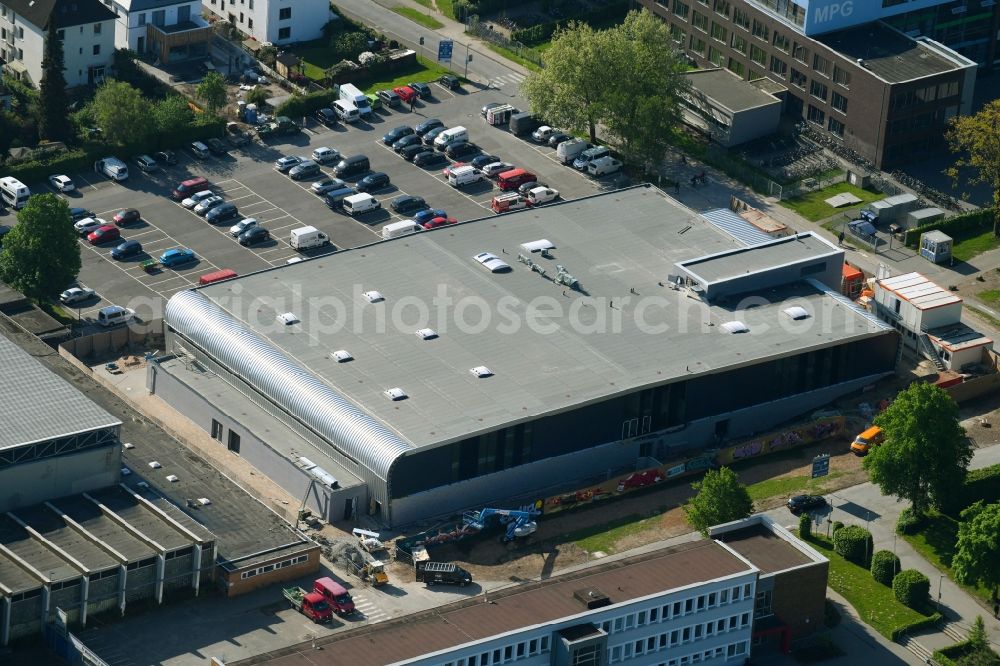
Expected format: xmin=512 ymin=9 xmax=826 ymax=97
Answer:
xmin=520 ymin=239 xmax=555 ymax=254
xmin=573 ymin=587 xmax=611 ymax=610
xmin=277 ymin=312 xmax=299 ymax=325
xmin=470 ymin=366 xmax=493 ymax=378
xmin=332 ymin=349 xmax=353 ymax=362
xmin=197 ymin=498 xmax=212 ymax=506
xmin=555 ymin=265 xmax=578 ymax=289
xmin=416 ymin=328 xmax=438 ymax=340
xmin=297 ymin=456 xmax=340 ymax=489
xmin=783 ymin=306 xmax=810 ymax=320
xmin=123 ymin=442 xmax=135 ymax=449
xmin=363 ymin=290 xmax=384 ymax=303
xmin=166 ymin=475 xmax=179 ymax=483
xmin=721 ymin=321 xmax=749 ymax=334
xmin=384 ymin=387 xmax=408 ymax=401
xmin=148 ymin=461 xmax=162 ymax=469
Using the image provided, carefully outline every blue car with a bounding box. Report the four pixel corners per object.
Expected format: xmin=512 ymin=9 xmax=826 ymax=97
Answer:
xmin=160 ymin=248 xmax=195 ymax=267
xmin=414 ymin=208 xmax=447 ymax=225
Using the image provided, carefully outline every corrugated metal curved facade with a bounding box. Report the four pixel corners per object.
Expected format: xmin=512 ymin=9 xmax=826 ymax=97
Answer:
xmin=164 ymin=290 xmax=412 ymax=481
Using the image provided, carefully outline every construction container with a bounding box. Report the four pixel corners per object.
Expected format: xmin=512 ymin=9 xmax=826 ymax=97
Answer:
xmin=919 ymin=230 xmax=953 ymax=264
xmin=905 ymin=207 xmax=945 ymax=228
xmin=842 ymin=263 xmax=864 ymax=299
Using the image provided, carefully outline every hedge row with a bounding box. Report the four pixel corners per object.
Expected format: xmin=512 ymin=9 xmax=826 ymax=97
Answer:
xmin=950 ymin=463 xmax=1000 ymax=516
xmin=274 ymin=89 xmax=339 ymax=119
xmin=511 ymin=0 xmax=630 ymax=46
xmin=454 ymin=0 xmax=535 ymax=20
xmin=889 ymin=611 xmax=942 ymax=642
xmin=3 ymin=149 xmax=94 ymax=184
xmin=903 ymin=208 xmax=993 ymax=248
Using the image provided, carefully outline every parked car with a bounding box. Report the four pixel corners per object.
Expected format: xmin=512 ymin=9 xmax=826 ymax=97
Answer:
xmin=49 ymin=174 xmax=75 ymax=192
xmin=289 ymin=160 xmax=321 ymax=180
xmin=415 ymin=118 xmax=444 ymax=136
xmin=173 ymin=176 xmax=209 ymax=201
xmin=531 ymin=126 xmax=557 ymax=144
xmin=113 ymin=209 xmax=141 ymax=226
xmin=422 ymin=216 xmax=457 ymax=229
xmin=422 ymin=127 xmax=446 ymax=146
xmin=408 ymin=82 xmax=432 ymax=99
xmin=480 ymin=102 xmax=502 ymax=118
xmin=153 ymin=150 xmax=178 ymax=165
xmin=239 ymin=226 xmax=271 ymax=246
xmin=413 ymin=151 xmax=447 ymax=168
xmin=383 ymin=125 xmax=415 ymax=145
xmin=439 ymin=74 xmax=460 ymax=90
xmin=135 ymin=154 xmax=158 ymax=172
xmin=206 ymin=202 xmax=239 ymax=224
xmin=229 ymin=217 xmax=259 ymax=237
xmin=226 ymin=122 xmax=250 ymax=146
xmin=399 ymin=144 xmax=427 ymax=161
xmin=356 ymin=172 xmax=391 ymax=193
xmin=274 ymin=156 xmax=305 ymax=173
xmin=588 ymin=156 xmax=623 ymax=176
xmin=482 ymin=162 xmax=515 ymax=178
xmin=59 ymin=287 xmax=96 ymax=304
xmin=311 ymin=177 xmax=347 ymax=196
xmin=88 ymin=225 xmax=120 ymax=245
xmin=74 ymin=217 xmax=106 ymax=235
xmin=470 ymin=154 xmax=501 ymax=169
xmin=377 ymin=89 xmax=401 ymax=107
xmin=160 ymin=248 xmax=196 ymax=267
xmin=182 ymin=190 xmax=215 ymax=209
xmin=392 ymin=135 xmax=423 ymax=153
xmin=548 ymin=132 xmax=572 ymax=147
xmin=393 ymin=86 xmax=418 ymax=104
xmin=390 ymin=195 xmax=428 ymax=214
xmin=69 ymin=207 xmax=93 ymax=222
xmin=206 ymin=138 xmax=228 ymax=156
xmin=111 ymin=239 xmax=143 ymax=260
xmin=311 ymin=147 xmax=340 ymax=165
xmin=315 ymin=107 xmax=339 ymax=127
xmin=366 ymin=92 xmax=382 ymax=112
xmin=787 ymin=495 xmax=827 ymax=515
xmin=526 ymin=186 xmax=559 ymax=205
xmin=414 ymin=208 xmax=448 ymax=225
xmin=190 ymin=141 xmax=210 ymax=159
xmin=517 ymin=181 xmax=543 ymax=196
xmin=194 ymin=195 xmax=224 ymax=215
xmin=446 ymin=141 xmax=479 ymax=159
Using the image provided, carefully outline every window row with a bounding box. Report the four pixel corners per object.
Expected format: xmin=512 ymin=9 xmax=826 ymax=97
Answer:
xmin=440 ymin=635 xmax=550 ymax=666
xmin=653 ymin=641 xmax=749 ymax=666
xmin=600 ymin=585 xmax=753 ymax=635
xmin=607 ymin=613 xmax=752 ymax=662
xmin=240 ymin=554 xmax=308 ymax=579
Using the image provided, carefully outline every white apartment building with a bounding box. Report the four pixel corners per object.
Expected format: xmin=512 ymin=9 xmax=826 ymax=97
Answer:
xmin=105 ymin=0 xmax=211 ymax=63
xmin=202 ymin=0 xmax=329 ymax=45
xmin=0 ymin=0 xmax=116 ymax=87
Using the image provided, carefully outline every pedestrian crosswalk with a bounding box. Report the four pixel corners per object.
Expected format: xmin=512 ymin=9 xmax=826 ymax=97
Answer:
xmin=491 ymin=72 xmax=526 ymax=88
xmin=353 ymin=594 xmax=389 ymax=623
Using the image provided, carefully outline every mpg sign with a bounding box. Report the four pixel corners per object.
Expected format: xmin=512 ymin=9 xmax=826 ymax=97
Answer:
xmin=805 ymin=0 xmax=950 ymax=35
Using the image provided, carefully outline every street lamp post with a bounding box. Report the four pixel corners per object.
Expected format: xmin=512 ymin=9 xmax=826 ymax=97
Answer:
xmin=937 ymin=575 xmax=944 ymax=611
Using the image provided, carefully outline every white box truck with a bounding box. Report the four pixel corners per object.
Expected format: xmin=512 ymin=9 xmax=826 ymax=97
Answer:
xmin=339 ymin=83 xmax=372 ymax=117
xmin=290 ymin=226 xmax=331 ymax=251
xmin=95 ymin=157 xmax=129 ymax=182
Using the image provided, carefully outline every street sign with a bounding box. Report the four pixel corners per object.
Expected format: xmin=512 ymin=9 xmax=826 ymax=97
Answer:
xmin=438 ymin=40 xmax=453 ymax=63
xmin=811 ymin=453 xmax=830 ymax=479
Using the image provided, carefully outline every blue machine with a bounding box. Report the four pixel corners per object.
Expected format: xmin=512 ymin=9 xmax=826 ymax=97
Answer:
xmin=465 ymin=507 xmax=541 ymax=542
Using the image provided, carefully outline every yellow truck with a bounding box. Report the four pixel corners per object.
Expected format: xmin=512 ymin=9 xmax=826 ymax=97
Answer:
xmin=850 ymin=426 xmax=884 ymax=456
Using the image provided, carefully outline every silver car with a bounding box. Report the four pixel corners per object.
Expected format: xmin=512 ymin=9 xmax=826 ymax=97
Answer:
xmin=311 ymin=177 xmax=347 ymax=195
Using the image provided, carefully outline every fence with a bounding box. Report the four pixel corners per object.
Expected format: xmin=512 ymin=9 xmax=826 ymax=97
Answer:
xmin=43 ymin=623 xmax=110 ymax=666
xmin=780 ymin=171 xmax=848 ymax=200
xmin=466 ymin=15 xmax=545 ymax=67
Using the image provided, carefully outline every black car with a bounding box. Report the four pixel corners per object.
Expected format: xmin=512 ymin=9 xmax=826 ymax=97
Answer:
xmin=470 ymin=154 xmax=501 ymax=169
xmin=413 ymin=151 xmax=448 ymax=168
xmin=446 ymin=141 xmax=479 ymax=159
xmin=391 ymin=195 xmax=428 ymax=214
xmin=315 ymin=107 xmax=338 ymax=127
xmin=409 ymin=82 xmax=432 ymax=99
xmin=787 ymin=495 xmax=827 ymax=515
xmin=206 ymin=202 xmax=239 ymax=224
xmin=113 ymin=208 xmax=142 ymax=226
xmin=383 ymin=125 xmax=415 ymax=145
xmin=393 ymin=135 xmax=423 ymax=153
xmin=206 ymin=138 xmax=228 ymax=156
xmin=414 ymin=118 xmax=444 ymax=137
xmin=400 ymin=144 xmax=427 ymax=161
xmin=422 ymin=127 xmax=446 ymax=146
xmin=239 ymin=226 xmax=270 ymax=246
xmin=357 ymin=172 xmax=391 ymax=193
xmin=111 ymin=239 xmax=143 ymax=260
xmin=154 ymin=150 xmax=178 ymax=165
xmin=517 ymin=181 xmax=544 ymax=196
xmin=548 ymin=132 xmax=572 ymax=147
xmin=70 ymin=207 xmax=93 ymax=222
xmin=439 ymin=74 xmax=460 ymax=90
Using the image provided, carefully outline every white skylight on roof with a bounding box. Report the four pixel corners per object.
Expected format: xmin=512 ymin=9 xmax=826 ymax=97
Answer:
xmin=384 ymin=387 xmax=408 ymax=401
xmin=783 ymin=306 xmax=810 ymax=320
xmin=277 ymin=312 xmax=299 ymax=325
xmin=470 ymin=366 xmax=493 ymax=378
xmin=416 ymin=328 xmax=438 ymax=340
xmin=333 ymin=349 xmax=353 ymax=362
xmin=721 ymin=321 xmax=748 ymax=334
xmin=363 ymin=290 xmax=384 ymax=303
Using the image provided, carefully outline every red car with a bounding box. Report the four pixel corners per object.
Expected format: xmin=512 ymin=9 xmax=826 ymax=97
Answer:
xmin=393 ymin=85 xmax=418 ymax=104
xmin=113 ymin=208 xmax=141 ymax=226
xmin=88 ymin=225 xmax=121 ymax=245
xmin=422 ymin=216 xmax=457 ymax=229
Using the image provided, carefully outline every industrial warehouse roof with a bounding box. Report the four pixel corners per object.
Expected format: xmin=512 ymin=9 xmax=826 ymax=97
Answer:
xmin=235 ymin=538 xmax=756 ymax=666
xmin=0 ymin=332 xmax=121 ymax=452
xmin=170 ymin=187 xmax=892 ymax=472
xmin=677 ymin=233 xmax=840 ymax=285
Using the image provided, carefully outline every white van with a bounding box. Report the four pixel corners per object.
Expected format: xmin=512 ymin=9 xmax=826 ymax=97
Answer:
xmin=342 ymin=193 xmax=380 ymax=216
xmin=289 ymin=225 xmax=330 ymax=250
xmin=381 ymin=220 xmax=423 ymax=240
xmin=95 ymin=157 xmax=129 ymax=182
xmin=97 ymin=305 xmax=135 ymax=327
xmin=434 ymin=126 xmax=468 ymax=149
xmin=333 ymin=100 xmax=360 ymax=124
xmin=0 ymin=176 xmax=30 ymax=210
xmin=447 ymin=165 xmax=486 ymax=188
xmin=557 ymin=139 xmax=589 ymax=165
xmin=190 ymin=141 xmax=210 ymax=159
xmin=339 ymin=83 xmax=372 ymax=117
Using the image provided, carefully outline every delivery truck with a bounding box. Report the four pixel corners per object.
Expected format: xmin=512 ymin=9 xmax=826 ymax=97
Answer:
xmin=289 ymin=225 xmax=331 ymax=251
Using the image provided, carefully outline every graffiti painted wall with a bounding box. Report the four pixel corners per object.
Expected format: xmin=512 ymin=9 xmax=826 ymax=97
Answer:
xmin=714 ymin=415 xmax=845 ymax=466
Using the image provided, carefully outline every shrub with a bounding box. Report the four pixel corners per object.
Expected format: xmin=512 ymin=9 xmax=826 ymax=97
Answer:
xmin=799 ymin=513 xmax=812 ymax=540
xmin=831 ymin=521 xmax=844 ymax=534
xmin=870 ymin=550 xmax=900 ymax=586
xmin=892 ymin=569 xmax=930 ymax=610
xmin=953 ymin=464 xmax=1000 ymax=516
xmin=274 ymin=89 xmax=338 ymax=118
xmin=896 ymin=506 xmax=923 ymax=535
xmin=4 ymin=148 xmax=94 ymax=184
xmin=833 ymin=525 xmax=874 ymax=566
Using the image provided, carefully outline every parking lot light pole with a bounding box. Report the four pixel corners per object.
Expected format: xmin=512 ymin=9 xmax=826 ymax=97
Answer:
xmin=465 ymin=45 xmax=472 ymax=78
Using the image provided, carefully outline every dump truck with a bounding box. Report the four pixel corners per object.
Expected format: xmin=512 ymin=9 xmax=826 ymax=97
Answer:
xmin=282 ymin=586 xmax=333 ymax=623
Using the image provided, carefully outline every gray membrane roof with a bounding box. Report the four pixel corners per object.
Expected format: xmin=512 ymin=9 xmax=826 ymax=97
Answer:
xmin=49 ymin=495 xmax=153 ymax=562
xmin=0 ymin=332 xmax=120 ymax=452
xmin=10 ymin=504 xmax=118 ymax=573
xmin=193 ymin=186 xmax=892 ymax=450
xmin=683 ymin=68 xmax=781 ymax=111
xmin=677 ymin=233 xmax=839 ymax=284
xmin=0 ymin=514 xmax=79 ymax=583
xmin=88 ymin=487 xmax=196 ymax=552
xmin=817 ymin=22 xmax=968 ymax=83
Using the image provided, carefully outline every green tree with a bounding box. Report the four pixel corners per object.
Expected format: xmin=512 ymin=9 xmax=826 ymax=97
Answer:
xmin=952 ymin=501 xmax=1000 ymax=602
xmin=196 ymin=71 xmax=227 ymax=114
xmin=946 ymin=100 xmax=1000 ymax=235
xmin=968 ymin=615 xmax=988 ymax=649
xmin=863 ymin=382 xmax=971 ymax=516
xmin=521 ymin=21 xmax=608 ymax=143
xmin=798 ymin=512 xmax=812 ymax=540
xmin=89 ymin=80 xmax=154 ymax=147
xmin=333 ymin=32 xmax=370 ymax=61
xmin=683 ymin=467 xmax=753 ymax=536
xmin=245 ymin=85 xmax=269 ymax=108
xmin=153 ymin=95 xmax=194 ymax=133
xmin=892 ymin=569 xmax=930 ymax=610
xmin=0 ymin=194 xmax=80 ymax=300
xmin=38 ymin=20 xmax=69 ymax=142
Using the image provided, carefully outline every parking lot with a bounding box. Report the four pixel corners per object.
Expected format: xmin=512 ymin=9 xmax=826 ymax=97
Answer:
xmin=18 ymin=81 xmax=613 ymax=326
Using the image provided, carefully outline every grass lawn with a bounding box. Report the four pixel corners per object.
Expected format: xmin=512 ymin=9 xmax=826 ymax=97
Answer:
xmin=951 ymin=229 xmax=1000 ymax=262
xmin=968 ymin=305 xmax=1000 ymax=331
xmin=38 ymin=301 xmax=77 ymax=326
xmin=359 ymin=56 xmax=451 ymax=94
xmin=570 ymin=513 xmax=659 ymax=555
xmin=900 ymin=510 xmax=995 ymax=606
xmin=746 ymin=471 xmax=844 ymax=503
xmin=808 ymin=535 xmax=937 ymax=640
xmin=392 ymin=6 xmax=444 ymax=29
xmin=484 ymin=43 xmax=542 ymax=72
xmin=295 ymin=40 xmax=339 ymax=73
xmin=411 ymin=0 xmax=434 ymax=7
xmin=437 ymin=0 xmax=455 ymax=19
xmin=977 ymin=289 xmax=1000 ymax=305
xmin=780 ymin=182 xmax=884 ymax=222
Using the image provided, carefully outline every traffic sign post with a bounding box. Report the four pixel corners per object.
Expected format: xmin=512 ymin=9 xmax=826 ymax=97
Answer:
xmin=438 ymin=40 xmax=453 ymax=63
xmin=811 ymin=453 xmax=830 ymax=479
